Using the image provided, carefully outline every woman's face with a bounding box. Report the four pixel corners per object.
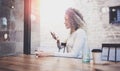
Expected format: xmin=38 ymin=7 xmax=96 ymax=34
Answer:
xmin=64 ymin=15 xmax=71 ymax=29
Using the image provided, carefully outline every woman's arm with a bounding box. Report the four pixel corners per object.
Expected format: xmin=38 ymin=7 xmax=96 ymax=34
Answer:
xmin=53 ymin=30 xmax=86 ymax=58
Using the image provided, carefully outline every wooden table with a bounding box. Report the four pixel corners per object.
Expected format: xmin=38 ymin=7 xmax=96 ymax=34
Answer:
xmin=0 ymin=54 xmax=120 ymax=71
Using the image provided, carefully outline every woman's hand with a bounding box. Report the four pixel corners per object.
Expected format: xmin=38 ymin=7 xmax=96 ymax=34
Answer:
xmin=50 ymin=32 xmax=61 ymax=50
xmin=36 ymin=51 xmax=53 ymax=57
xmin=36 ymin=51 xmax=48 ymax=57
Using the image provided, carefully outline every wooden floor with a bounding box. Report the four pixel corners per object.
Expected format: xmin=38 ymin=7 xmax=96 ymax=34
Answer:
xmin=0 ymin=54 xmax=120 ymax=71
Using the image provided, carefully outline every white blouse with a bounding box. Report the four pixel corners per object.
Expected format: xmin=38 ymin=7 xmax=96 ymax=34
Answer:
xmin=54 ymin=28 xmax=88 ymax=58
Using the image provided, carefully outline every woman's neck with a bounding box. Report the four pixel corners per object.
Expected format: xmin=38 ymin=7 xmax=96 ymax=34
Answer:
xmin=70 ymin=28 xmax=76 ymax=34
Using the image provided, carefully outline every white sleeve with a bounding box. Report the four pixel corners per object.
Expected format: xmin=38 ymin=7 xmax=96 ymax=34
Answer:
xmin=53 ymin=30 xmax=86 ymax=58
xmin=71 ymin=30 xmax=85 ymax=57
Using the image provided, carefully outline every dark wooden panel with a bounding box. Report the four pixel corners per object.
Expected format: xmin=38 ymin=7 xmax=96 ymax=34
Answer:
xmin=24 ymin=0 xmax=31 ymax=54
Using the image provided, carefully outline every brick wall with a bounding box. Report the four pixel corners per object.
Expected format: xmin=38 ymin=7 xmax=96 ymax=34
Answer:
xmin=74 ymin=0 xmax=120 ymax=48
xmin=74 ymin=0 xmax=120 ymax=61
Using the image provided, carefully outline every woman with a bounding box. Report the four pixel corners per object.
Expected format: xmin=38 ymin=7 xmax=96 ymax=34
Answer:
xmin=37 ymin=8 xmax=88 ymax=58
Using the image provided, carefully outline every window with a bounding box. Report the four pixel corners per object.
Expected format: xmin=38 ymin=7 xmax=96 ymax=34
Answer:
xmin=109 ymin=6 xmax=120 ymax=24
xmin=39 ymin=0 xmax=74 ymax=51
